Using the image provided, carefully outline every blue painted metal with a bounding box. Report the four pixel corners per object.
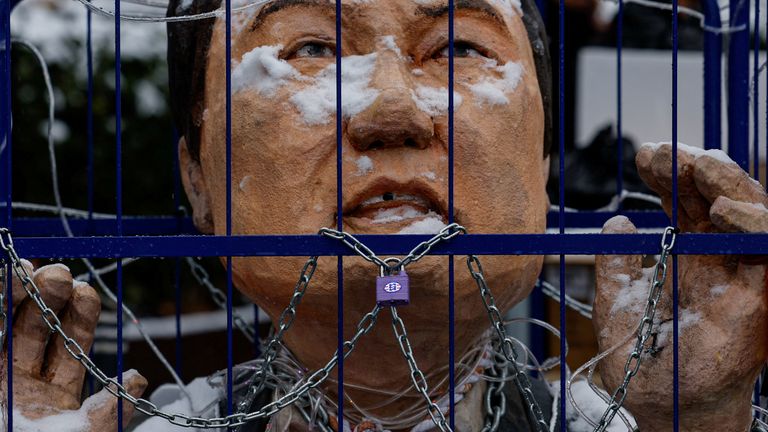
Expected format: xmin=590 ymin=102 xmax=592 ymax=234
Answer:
xmin=335 ymin=0 xmax=344 ymax=424
xmin=225 ymin=0 xmax=234 ymax=420
xmin=672 ymin=0 xmax=680 ymax=427
xmin=448 ymin=0 xmax=456 ymax=426
xmin=728 ymin=0 xmax=751 ymax=168
xmin=86 ymin=1 xmax=94 ymax=230
xmin=114 ymin=0 xmax=124 ymax=426
xmin=754 ymin=0 xmax=760 ymax=181
xmin=558 ymin=0 xmax=566 ymax=424
xmin=702 ymin=0 xmax=722 ymax=150
xmin=616 ymin=0 xmax=624 ymax=206
xmin=9 ymin=232 xmax=768 ymax=258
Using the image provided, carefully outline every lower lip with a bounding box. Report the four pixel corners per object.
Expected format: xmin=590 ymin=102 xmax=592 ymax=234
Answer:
xmin=343 ymin=205 xmax=447 ymax=234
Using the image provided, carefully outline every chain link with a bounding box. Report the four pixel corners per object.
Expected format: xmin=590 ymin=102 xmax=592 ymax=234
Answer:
xmin=390 ymin=306 xmax=452 ymax=432
xmin=467 ymin=254 xmax=550 ymax=432
xmin=593 ymin=226 xmax=677 ymax=432
xmin=319 ymin=223 xmax=466 ymax=274
xmin=186 ymin=257 xmax=257 ymax=343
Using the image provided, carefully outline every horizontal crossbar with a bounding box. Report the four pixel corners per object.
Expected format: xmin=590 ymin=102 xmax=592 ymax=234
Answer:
xmin=6 ymin=233 xmax=768 ymax=258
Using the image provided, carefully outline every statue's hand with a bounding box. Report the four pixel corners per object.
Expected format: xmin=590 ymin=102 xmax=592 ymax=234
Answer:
xmin=592 ymin=143 xmax=768 ymax=432
xmin=0 ymin=263 xmax=147 ymax=430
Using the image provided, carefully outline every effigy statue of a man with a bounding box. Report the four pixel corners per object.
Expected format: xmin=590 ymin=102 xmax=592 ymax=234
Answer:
xmin=2 ymin=0 xmax=768 ymax=431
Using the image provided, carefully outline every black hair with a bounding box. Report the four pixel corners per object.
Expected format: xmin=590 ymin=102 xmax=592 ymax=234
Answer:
xmin=166 ymin=0 xmax=552 ymax=159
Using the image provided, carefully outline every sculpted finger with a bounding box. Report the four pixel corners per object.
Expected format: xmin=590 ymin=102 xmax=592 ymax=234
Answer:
xmin=694 ymin=153 xmax=768 ymax=206
xmin=45 ymin=281 xmax=101 ymax=398
xmin=594 ymin=216 xmax=644 ymax=342
xmin=7 ymin=259 xmax=34 ymax=315
xmin=12 ymin=264 xmax=73 ymax=374
xmin=710 ymin=196 xmax=768 ymax=265
xmin=636 ymin=143 xmax=664 ymax=195
xmin=649 ymin=144 xmax=711 ymax=231
xmin=85 ymin=370 xmax=148 ymax=430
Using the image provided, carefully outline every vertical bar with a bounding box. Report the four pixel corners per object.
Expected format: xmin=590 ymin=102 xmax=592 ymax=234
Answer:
xmin=335 ymin=0 xmax=344 ymax=426
xmin=86 ymin=1 xmax=94 ymax=228
xmin=754 ymin=0 xmax=761 ymax=181
xmin=447 ymin=0 xmax=456 ymax=428
xmin=702 ymin=0 xmax=723 ymax=150
xmin=671 ymin=0 xmax=680 ymax=429
xmin=225 ymin=0 xmax=234 ymax=424
xmin=558 ymin=0 xmax=566 ymax=427
xmin=1 ymin=2 xmax=9 ymax=429
xmin=616 ymin=0 xmax=624 ymax=207
xmin=114 ymin=0 xmax=124 ymax=427
xmin=728 ymin=0 xmax=751 ymax=168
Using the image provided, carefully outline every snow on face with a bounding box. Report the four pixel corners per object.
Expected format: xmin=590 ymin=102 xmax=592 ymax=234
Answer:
xmin=411 ymin=86 xmax=463 ymax=117
xmin=231 ymin=45 xmax=302 ymax=96
xmin=412 ymin=0 xmax=522 ymax=15
xmin=290 ymin=53 xmax=380 ymax=125
xmin=378 ymin=35 xmax=404 ymax=60
xmin=397 ymin=214 xmax=448 ymax=234
xmin=468 ymin=61 xmax=524 ymax=106
xmin=355 ymin=155 xmax=374 ymax=175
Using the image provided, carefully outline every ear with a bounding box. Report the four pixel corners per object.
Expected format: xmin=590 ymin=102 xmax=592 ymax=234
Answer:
xmin=179 ymin=137 xmax=214 ymax=234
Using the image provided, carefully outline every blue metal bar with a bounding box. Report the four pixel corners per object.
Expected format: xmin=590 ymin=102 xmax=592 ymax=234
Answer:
xmin=702 ymin=0 xmax=722 ymax=150
xmin=558 ymin=0 xmax=566 ymax=425
xmin=616 ymin=0 xmax=624 ymax=207
xmin=672 ymin=0 xmax=679 ymax=427
xmin=114 ymin=0 xmax=124 ymax=426
xmin=335 ymin=0 xmax=344 ymax=426
xmin=448 ymin=0 xmax=456 ymax=427
xmin=728 ymin=0 xmax=751 ymax=168
xmin=754 ymin=0 xmax=761 ymax=181
xmin=225 ymin=0 xmax=234 ymax=422
xmin=86 ymin=1 xmax=94 ymax=229
xmin=9 ymin=232 xmax=768 ymax=257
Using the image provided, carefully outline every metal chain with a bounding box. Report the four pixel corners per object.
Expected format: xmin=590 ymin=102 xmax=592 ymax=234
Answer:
xmin=234 ymin=255 xmax=318 ymax=423
xmin=467 ymin=254 xmax=550 ymax=432
xmin=593 ymin=226 xmax=677 ymax=432
xmin=319 ymin=223 xmax=466 ymax=273
xmin=481 ymin=350 xmax=509 ymax=432
xmin=186 ymin=257 xmax=258 ymax=343
xmin=0 ymin=227 xmax=382 ymax=429
xmin=0 ymin=264 xmax=6 ymax=348
xmin=390 ymin=306 xmax=452 ymax=432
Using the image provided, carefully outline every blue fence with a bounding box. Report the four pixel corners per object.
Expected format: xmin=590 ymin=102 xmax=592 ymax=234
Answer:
xmin=1 ymin=0 xmax=768 ymax=430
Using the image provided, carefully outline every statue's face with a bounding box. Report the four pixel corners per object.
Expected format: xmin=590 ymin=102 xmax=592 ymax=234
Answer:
xmin=183 ymin=0 xmax=549 ymax=392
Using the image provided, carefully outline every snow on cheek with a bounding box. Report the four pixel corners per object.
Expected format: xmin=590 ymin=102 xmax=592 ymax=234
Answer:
xmin=410 ymin=85 xmax=463 ymax=117
xmin=468 ymin=61 xmax=524 ymax=106
xmin=231 ymin=45 xmax=300 ymax=96
xmin=289 ymin=54 xmax=380 ymax=125
xmin=355 ymin=156 xmax=374 ymax=175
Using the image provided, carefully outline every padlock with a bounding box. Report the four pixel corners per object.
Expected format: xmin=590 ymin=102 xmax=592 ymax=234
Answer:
xmin=376 ymin=266 xmax=410 ymax=306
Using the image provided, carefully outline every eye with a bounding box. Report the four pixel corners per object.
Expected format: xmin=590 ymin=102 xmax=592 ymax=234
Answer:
xmin=289 ymin=42 xmax=335 ymax=59
xmin=436 ymin=41 xmax=486 ymax=59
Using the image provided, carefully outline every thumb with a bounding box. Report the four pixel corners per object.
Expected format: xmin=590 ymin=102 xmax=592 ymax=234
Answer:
xmin=84 ymin=369 xmax=148 ymax=430
xmin=594 ymin=216 xmax=644 ymax=342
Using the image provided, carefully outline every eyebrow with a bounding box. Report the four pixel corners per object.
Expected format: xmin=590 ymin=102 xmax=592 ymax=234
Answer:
xmin=416 ymin=0 xmax=506 ymax=27
xmin=249 ymin=0 xmax=337 ymax=32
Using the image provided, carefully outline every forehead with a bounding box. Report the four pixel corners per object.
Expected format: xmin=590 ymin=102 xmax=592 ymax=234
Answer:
xmin=232 ymin=0 xmax=523 ymax=36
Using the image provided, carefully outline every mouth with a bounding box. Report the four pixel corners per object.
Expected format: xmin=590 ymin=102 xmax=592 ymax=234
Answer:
xmin=343 ymin=180 xmax=448 ymax=234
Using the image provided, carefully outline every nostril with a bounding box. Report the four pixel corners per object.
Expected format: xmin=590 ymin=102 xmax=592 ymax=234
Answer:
xmin=368 ymin=140 xmax=384 ymax=150
xmin=404 ymin=138 xmax=418 ymax=148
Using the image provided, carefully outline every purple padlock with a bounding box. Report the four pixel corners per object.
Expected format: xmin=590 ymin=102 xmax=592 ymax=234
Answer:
xmin=376 ymin=268 xmax=410 ymax=306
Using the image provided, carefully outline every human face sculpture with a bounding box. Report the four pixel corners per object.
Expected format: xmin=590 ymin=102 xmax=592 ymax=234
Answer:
xmin=181 ymin=0 xmax=549 ymax=414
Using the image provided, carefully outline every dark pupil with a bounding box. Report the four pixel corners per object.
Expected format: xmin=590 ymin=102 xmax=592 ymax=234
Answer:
xmin=454 ymin=43 xmax=472 ymax=57
xmin=306 ymin=44 xmax=326 ymax=56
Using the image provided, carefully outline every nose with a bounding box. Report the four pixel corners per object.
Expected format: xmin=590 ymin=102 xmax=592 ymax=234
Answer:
xmin=347 ymin=63 xmax=434 ymax=151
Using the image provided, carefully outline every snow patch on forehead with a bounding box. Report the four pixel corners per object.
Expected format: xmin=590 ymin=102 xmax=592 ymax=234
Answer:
xmin=232 ymin=45 xmax=302 ymax=96
xmin=290 ymin=53 xmax=380 ymax=125
xmin=467 ymin=61 xmax=524 ymax=105
xmin=411 ymin=85 xmax=463 ymax=117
